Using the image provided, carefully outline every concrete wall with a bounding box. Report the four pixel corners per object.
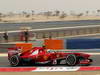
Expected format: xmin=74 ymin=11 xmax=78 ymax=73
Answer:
xmin=0 ymin=25 xmax=100 ymax=42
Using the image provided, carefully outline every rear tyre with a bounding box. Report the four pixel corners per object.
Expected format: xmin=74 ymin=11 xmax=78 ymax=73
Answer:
xmin=9 ymin=55 xmax=21 ymax=67
xmin=66 ymin=54 xmax=77 ymax=66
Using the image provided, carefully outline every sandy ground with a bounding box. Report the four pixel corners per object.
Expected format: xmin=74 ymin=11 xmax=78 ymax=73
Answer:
xmin=1 ymin=15 xmax=100 ymax=23
xmin=0 ymin=71 xmax=100 ymax=75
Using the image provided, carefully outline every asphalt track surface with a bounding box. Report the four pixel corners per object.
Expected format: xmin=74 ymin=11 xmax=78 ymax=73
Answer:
xmin=0 ymin=54 xmax=100 ymax=67
xmin=0 ymin=20 xmax=100 ymax=31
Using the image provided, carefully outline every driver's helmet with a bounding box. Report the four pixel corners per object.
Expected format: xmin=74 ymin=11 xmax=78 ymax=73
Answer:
xmin=47 ymin=49 xmax=51 ymax=53
xmin=47 ymin=49 xmax=55 ymax=53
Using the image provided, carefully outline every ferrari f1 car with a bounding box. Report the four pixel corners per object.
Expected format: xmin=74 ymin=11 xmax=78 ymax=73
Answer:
xmin=8 ymin=47 xmax=93 ymax=67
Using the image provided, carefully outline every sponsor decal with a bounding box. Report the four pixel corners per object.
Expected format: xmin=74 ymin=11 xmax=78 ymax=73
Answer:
xmin=33 ymin=67 xmax=80 ymax=72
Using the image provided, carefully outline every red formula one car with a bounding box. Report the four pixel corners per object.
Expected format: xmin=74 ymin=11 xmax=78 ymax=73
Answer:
xmin=8 ymin=47 xmax=93 ymax=67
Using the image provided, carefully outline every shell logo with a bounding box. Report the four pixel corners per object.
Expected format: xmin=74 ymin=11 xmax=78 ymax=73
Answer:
xmin=43 ymin=56 xmax=48 ymax=60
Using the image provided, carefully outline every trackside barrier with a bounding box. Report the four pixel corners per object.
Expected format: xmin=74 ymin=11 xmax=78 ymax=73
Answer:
xmin=30 ymin=40 xmax=44 ymax=47
xmin=44 ymin=38 xmax=100 ymax=49
xmin=54 ymin=49 xmax=100 ymax=51
xmin=67 ymin=38 xmax=100 ymax=49
xmin=44 ymin=39 xmax=64 ymax=49
xmin=0 ymin=67 xmax=100 ymax=72
xmin=1 ymin=24 xmax=100 ymax=42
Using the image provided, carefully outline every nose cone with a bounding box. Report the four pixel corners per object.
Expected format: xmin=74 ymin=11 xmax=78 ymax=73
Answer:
xmin=83 ymin=53 xmax=90 ymax=58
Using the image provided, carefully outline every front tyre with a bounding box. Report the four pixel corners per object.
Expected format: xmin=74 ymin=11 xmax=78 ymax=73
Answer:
xmin=9 ymin=55 xmax=21 ymax=67
xmin=66 ymin=54 xmax=77 ymax=66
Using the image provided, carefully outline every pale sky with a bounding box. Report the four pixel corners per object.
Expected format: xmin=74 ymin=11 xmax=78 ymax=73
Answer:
xmin=0 ymin=0 xmax=100 ymax=13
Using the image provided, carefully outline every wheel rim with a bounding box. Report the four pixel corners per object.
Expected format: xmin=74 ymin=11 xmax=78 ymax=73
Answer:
xmin=10 ymin=55 xmax=19 ymax=66
xmin=66 ymin=54 xmax=76 ymax=66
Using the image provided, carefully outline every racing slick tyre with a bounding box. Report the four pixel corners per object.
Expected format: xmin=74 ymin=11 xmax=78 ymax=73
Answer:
xmin=66 ymin=54 xmax=77 ymax=66
xmin=9 ymin=55 xmax=22 ymax=67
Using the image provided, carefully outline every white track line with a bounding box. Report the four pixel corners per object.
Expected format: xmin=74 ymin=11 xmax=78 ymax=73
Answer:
xmin=84 ymin=53 xmax=100 ymax=55
xmin=0 ymin=53 xmax=8 ymax=57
